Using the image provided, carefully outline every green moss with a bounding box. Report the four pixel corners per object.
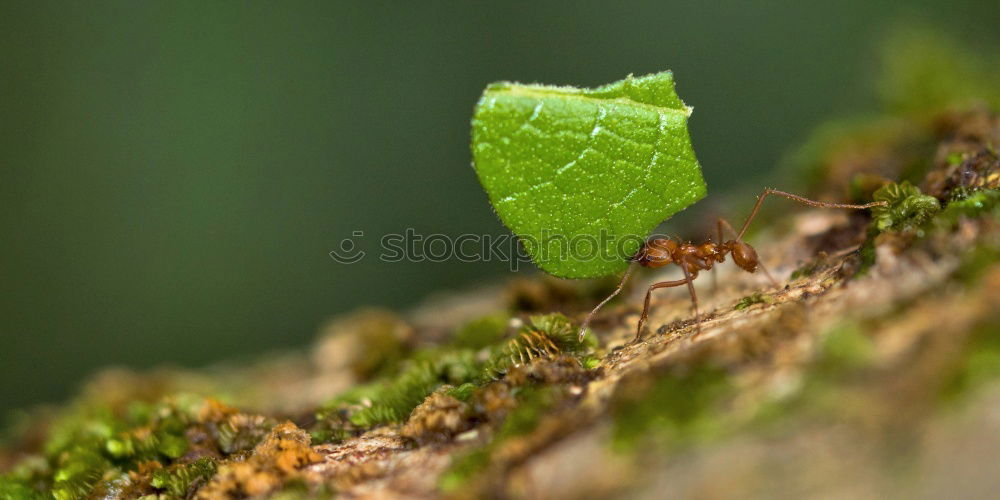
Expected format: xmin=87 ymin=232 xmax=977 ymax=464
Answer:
xmin=0 ymin=454 xmax=47 ymax=500
xmin=308 ymin=427 xmax=352 ymax=444
xmin=753 ymin=321 xmax=880 ymax=429
xmin=215 ymin=416 xmax=273 ymax=454
xmin=493 ymin=387 xmax=552 ymax=438
xmin=0 ymin=394 xmax=270 ymax=498
xmin=150 ymin=457 xmax=217 ymax=497
xmin=444 ymin=383 xmax=478 ymax=402
xmin=316 ymin=313 xmax=597 ymax=434
xmin=438 ymin=447 xmax=490 ymax=493
xmin=947 ymin=152 xmax=965 ymax=167
xmin=520 ymin=313 xmax=595 ymax=354
xmin=871 ymin=181 xmax=941 ymax=233
xmin=360 ymin=313 xmax=586 ymax=425
xmin=853 ymin=181 xmax=940 ymax=276
xmin=790 ymin=261 xmax=820 ymax=280
xmin=611 ymin=363 xmax=732 ymax=452
xmin=581 ymin=356 xmax=602 ymax=370
xmin=30 ymin=399 xmax=199 ymax=498
xmin=0 ymin=477 xmax=47 ymax=500
xmin=347 ymin=355 xmax=476 ymax=427
xmin=614 ymin=325 xmax=876 ymax=449
xmin=858 ymin=187 xmax=998 ymax=278
xmin=438 ymin=387 xmax=555 ymax=493
xmin=734 ymin=292 xmax=774 ymax=310
xmin=52 ymin=446 xmax=112 ymax=500
xmin=854 ymin=227 xmax=880 ymax=277
xmin=313 ymin=350 xmax=482 ymax=432
xmin=937 ymin=190 xmax=1000 ymax=228
xmin=490 ymin=313 xmax=596 ymax=373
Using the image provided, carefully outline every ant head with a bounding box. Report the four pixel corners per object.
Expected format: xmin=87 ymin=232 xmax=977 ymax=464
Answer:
xmin=634 ymin=238 xmax=677 ymax=268
xmin=729 ymin=240 xmax=759 ymax=273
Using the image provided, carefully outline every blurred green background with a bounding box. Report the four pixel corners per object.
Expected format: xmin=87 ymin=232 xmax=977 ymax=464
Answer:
xmin=2 ymin=1 xmax=998 ymax=413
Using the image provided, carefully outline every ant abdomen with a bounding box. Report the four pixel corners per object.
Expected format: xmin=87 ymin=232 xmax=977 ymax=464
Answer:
xmin=729 ymin=240 xmax=759 ymax=272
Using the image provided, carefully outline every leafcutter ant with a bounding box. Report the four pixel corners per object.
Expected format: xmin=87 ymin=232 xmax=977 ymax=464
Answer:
xmin=578 ymin=188 xmax=888 ymax=341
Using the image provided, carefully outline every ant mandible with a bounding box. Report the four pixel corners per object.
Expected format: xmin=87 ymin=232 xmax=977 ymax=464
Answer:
xmin=578 ymin=188 xmax=888 ymax=342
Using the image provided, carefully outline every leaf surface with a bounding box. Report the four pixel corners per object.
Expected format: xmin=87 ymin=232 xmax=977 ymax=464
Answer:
xmin=472 ymin=72 xmax=706 ymax=277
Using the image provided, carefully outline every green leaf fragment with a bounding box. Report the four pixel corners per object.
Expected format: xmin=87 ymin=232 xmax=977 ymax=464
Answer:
xmin=472 ymin=71 xmax=707 ymax=278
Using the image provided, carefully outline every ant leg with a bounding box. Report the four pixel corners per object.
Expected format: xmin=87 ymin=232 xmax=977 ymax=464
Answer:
xmin=578 ymin=263 xmax=636 ymax=341
xmin=712 ymin=216 xmax=742 ymax=291
xmin=756 ymin=260 xmax=780 ymax=288
xmin=715 ymin=216 xmax=781 ymax=288
xmin=721 ymin=213 xmax=781 ymax=288
xmin=711 ymin=218 xmax=726 ymax=292
xmin=718 ymin=217 xmax=740 ymax=240
xmin=737 ymin=188 xmax=888 ymax=240
xmin=729 ymin=189 xmax=886 ymax=286
xmin=635 ymin=277 xmax=692 ymax=341
xmin=681 ymin=265 xmax=702 ymax=335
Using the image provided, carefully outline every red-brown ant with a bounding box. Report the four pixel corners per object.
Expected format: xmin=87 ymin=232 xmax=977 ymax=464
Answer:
xmin=578 ymin=188 xmax=888 ymax=341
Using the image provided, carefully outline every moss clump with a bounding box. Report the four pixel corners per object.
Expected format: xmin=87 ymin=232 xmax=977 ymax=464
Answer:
xmin=444 ymin=382 xmax=478 ymax=402
xmin=0 ymin=394 xmax=284 ymax=499
xmin=790 ymin=261 xmax=821 ymax=280
xmin=0 ymin=478 xmax=47 ymax=500
xmin=734 ymin=292 xmax=774 ymax=310
xmin=936 ymin=189 xmax=1000 ymax=228
xmin=438 ymin=386 xmax=556 ymax=493
xmin=925 ymin=148 xmax=1000 ymax=201
xmin=312 ymin=313 xmax=597 ymax=440
xmin=41 ymin=397 xmax=204 ymax=499
xmin=871 ymin=181 xmax=941 ymax=233
xmin=196 ymin=422 xmax=322 ymax=498
xmin=150 ymin=457 xmax=217 ymax=497
xmin=347 ymin=352 xmax=481 ymax=428
xmin=493 ymin=314 xmax=596 ymax=373
xmin=401 ymin=389 xmax=474 ymax=444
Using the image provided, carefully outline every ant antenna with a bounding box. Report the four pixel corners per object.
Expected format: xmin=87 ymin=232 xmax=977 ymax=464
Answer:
xmin=578 ymin=262 xmax=636 ymax=341
xmin=737 ymin=188 xmax=888 ymax=240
